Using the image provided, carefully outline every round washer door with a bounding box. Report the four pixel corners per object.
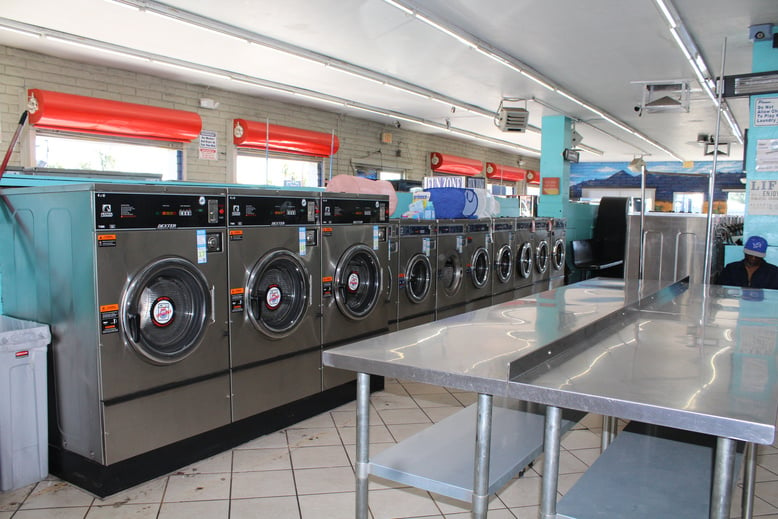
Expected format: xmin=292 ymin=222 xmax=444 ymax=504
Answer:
xmin=247 ymin=250 xmax=309 ymax=338
xmin=405 ymin=253 xmax=432 ymax=303
xmin=551 ymin=238 xmax=566 ymax=272
xmin=470 ymin=247 xmax=490 ymax=288
xmin=439 ymin=251 xmax=464 ymax=297
xmin=535 ymin=240 xmax=549 ymax=274
xmin=122 ymin=257 xmax=211 ymax=365
xmin=334 ymin=244 xmax=381 ymax=320
xmin=495 ymin=244 xmax=513 ymax=285
xmin=517 ymin=242 xmax=534 ymax=279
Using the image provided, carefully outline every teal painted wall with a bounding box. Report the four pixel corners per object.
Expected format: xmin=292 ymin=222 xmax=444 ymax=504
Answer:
xmin=538 ymin=115 xmax=572 ymax=219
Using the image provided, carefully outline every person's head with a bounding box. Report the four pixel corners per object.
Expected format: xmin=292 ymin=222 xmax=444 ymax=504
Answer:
xmin=744 ymin=235 xmax=768 ymax=267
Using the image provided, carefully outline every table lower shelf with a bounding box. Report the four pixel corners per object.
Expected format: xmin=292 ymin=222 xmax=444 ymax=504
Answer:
xmin=369 ymin=401 xmax=584 ymax=502
xmin=557 ymin=421 xmax=744 ymax=519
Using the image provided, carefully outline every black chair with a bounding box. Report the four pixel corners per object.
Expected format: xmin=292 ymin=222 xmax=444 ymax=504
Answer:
xmin=571 ymin=239 xmax=624 ymax=279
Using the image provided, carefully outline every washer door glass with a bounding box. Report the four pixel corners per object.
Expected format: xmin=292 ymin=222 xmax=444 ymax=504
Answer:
xmin=518 ymin=242 xmax=534 ymax=279
xmin=122 ymin=257 xmax=211 ymax=365
xmin=495 ymin=244 xmax=513 ymax=284
xmin=248 ymin=250 xmax=309 ymax=338
xmin=334 ymin=244 xmax=381 ymax=320
xmin=535 ymin=240 xmax=549 ymax=274
xmin=405 ymin=253 xmax=432 ymax=303
xmin=470 ymin=247 xmax=490 ymax=288
xmin=551 ymin=238 xmax=566 ymax=272
xmin=439 ymin=251 xmax=463 ymax=297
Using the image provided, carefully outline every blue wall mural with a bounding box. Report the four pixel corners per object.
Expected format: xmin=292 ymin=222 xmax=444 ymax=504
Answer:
xmin=570 ymin=160 xmax=745 ymax=212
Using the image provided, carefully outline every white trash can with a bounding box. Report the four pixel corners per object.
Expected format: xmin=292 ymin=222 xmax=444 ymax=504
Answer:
xmin=0 ymin=315 xmax=51 ymax=491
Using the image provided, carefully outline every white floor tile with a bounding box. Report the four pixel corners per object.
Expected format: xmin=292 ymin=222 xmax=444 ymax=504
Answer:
xmin=86 ymin=502 xmax=160 ymax=518
xmin=163 ymin=473 xmax=231 ymax=502
xmin=298 ymin=491 xmax=364 ymax=519
xmin=231 ymin=470 xmax=296 ymax=500
xmin=0 ymin=483 xmax=33 ymax=512
xmin=432 ymin=492 xmax=506 ymax=514
xmin=233 ymin=448 xmax=292 ymax=473
xmin=175 ymin=450 xmax=233 ymax=475
xmin=290 ymin=445 xmax=351 ymax=470
xmin=94 ymin=477 xmax=167 ymax=506
xmin=337 ymin=424 xmax=396 ymax=445
xmin=496 ymin=476 xmax=541 ymax=508
xmin=368 ymin=487 xmax=442 ymax=519
xmin=229 ymin=496 xmax=301 ymax=519
xmin=290 ymin=412 xmax=336 ymax=430
xmin=20 ymin=480 xmax=94 ymax=509
xmin=400 ymin=382 xmax=450 ymax=395
xmin=386 ymin=423 xmax=433 ymax=443
xmin=12 ymin=508 xmax=90 ymax=519
xmin=560 ymin=429 xmax=601 ymax=451
xmin=371 ymin=392 xmax=420 ymax=410
xmin=294 ymin=467 xmax=356 ymax=495
xmin=286 ymin=427 xmax=342 ymax=448
xmin=158 ymin=499 xmax=228 ymax=519
xmin=377 ymin=407 xmax=433 ymax=425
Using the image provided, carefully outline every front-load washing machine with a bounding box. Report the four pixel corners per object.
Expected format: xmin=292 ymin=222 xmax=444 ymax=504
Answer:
xmin=227 ymin=188 xmax=322 ymax=422
xmin=320 ymin=192 xmax=390 ymax=389
xmin=491 ymin=217 xmax=515 ymax=305
xmin=435 ymin=219 xmax=469 ymax=320
xmin=549 ymin=218 xmax=567 ymax=288
xmin=386 ymin=219 xmax=400 ymax=331
xmin=0 ymin=184 xmax=230 ymax=473
xmin=514 ymin=217 xmax=535 ymax=299
xmin=397 ymin=220 xmax=437 ymax=330
xmin=532 ymin=217 xmax=552 ymax=294
xmin=463 ymin=219 xmax=493 ymax=313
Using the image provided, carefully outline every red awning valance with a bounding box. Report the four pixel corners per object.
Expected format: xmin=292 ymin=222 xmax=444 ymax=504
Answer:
xmin=27 ymin=89 xmax=202 ymax=142
xmin=429 ymin=152 xmax=483 ymax=176
xmin=485 ymin=162 xmax=527 ymax=182
xmin=233 ymin=119 xmax=340 ymax=156
xmin=525 ymin=169 xmax=541 ymax=185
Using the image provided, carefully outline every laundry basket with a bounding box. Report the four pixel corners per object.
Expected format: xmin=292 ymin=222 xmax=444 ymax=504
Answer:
xmin=0 ymin=315 xmax=51 ymax=491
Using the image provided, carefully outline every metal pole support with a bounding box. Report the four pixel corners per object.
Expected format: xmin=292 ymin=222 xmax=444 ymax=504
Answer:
xmin=541 ymin=406 xmax=562 ymax=519
xmin=356 ymin=373 xmax=371 ymax=519
xmin=472 ymin=393 xmax=493 ymax=519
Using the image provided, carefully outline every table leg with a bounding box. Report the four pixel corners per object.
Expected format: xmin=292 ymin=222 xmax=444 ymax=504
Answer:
xmin=541 ymin=405 xmax=562 ymax=519
xmin=710 ymin=436 xmax=736 ymax=519
xmin=741 ymin=442 xmax=757 ymax=519
xmin=356 ymin=373 xmax=370 ymax=519
xmin=600 ymin=415 xmax=617 ymax=452
xmin=472 ymin=393 xmax=493 ymax=519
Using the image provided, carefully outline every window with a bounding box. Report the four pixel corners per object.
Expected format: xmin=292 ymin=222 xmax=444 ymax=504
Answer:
xmin=34 ymin=132 xmax=182 ymax=180
xmin=672 ymin=192 xmax=704 ymax=213
xmin=725 ymin=191 xmax=745 ymax=215
xmin=236 ymin=152 xmax=322 ymax=187
xmin=352 ymin=164 xmax=404 ymax=182
xmin=488 ymin=184 xmax=515 ymax=196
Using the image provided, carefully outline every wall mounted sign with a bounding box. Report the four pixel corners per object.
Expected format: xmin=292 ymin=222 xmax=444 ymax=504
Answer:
xmin=198 ymin=130 xmax=217 ymax=160
xmin=755 ymin=139 xmax=778 ymax=172
xmin=542 ymin=177 xmax=560 ymax=195
xmin=755 ymin=97 xmax=778 ymax=127
xmin=748 ymin=178 xmax=778 ymax=215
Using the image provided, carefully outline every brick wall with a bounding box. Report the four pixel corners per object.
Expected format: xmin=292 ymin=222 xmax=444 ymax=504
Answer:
xmin=0 ymin=44 xmax=538 ymax=186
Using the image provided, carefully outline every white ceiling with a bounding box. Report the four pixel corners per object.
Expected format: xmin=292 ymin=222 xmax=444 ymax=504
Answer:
xmin=0 ymin=0 xmax=776 ymax=163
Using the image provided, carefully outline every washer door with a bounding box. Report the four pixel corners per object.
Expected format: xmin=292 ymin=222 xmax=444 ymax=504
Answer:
xmin=495 ymin=244 xmax=513 ymax=285
xmin=535 ymin=240 xmax=549 ymax=274
xmin=405 ymin=253 xmax=432 ymax=303
xmin=334 ymin=244 xmax=381 ymax=320
xmin=518 ymin=242 xmax=534 ymax=279
xmin=247 ymin=250 xmax=309 ymax=338
xmin=439 ymin=251 xmax=464 ymax=297
xmin=551 ymin=238 xmax=566 ymax=272
xmin=122 ymin=257 xmax=211 ymax=365
xmin=470 ymin=247 xmax=490 ymax=288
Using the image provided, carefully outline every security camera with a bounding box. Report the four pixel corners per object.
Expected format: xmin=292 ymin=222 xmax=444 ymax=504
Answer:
xmin=393 ymin=120 xmax=401 ymax=129
xmin=634 ymin=105 xmax=643 ymax=117
xmin=749 ymin=24 xmax=773 ymax=42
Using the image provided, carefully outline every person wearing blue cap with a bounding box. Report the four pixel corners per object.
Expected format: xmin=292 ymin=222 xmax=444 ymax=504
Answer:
xmin=717 ymin=235 xmax=778 ymax=289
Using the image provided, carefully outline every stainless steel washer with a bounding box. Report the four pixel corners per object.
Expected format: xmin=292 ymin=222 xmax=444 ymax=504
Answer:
xmin=514 ymin=217 xmax=535 ymax=299
xmin=227 ymin=188 xmax=322 ymax=422
xmin=491 ymin=217 xmax=515 ymax=305
xmin=435 ymin=219 xmax=469 ymax=320
xmin=532 ymin=217 xmax=552 ymax=294
xmin=463 ymin=219 xmax=493 ymax=313
xmin=320 ymin=193 xmax=390 ymax=389
xmin=549 ymin=218 xmax=567 ymax=288
xmin=397 ymin=220 xmax=437 ymax=330
xmin=0 ymin=184 xmax=231 ymax=468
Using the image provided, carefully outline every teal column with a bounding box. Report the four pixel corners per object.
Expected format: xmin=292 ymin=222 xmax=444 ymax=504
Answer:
xmin=744 ymin=30 xmax=778 ymax=264
xmin=538 ymin=115 xmax=572 ymax=218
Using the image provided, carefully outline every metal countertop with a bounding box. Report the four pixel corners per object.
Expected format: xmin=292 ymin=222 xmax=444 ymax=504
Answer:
xmin=323 ymin=279 xmax=778 ymax=444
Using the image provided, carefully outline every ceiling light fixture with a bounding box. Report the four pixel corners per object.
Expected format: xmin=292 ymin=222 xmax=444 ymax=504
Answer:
xmin=652 ymin=0 xmax=743 ymax=144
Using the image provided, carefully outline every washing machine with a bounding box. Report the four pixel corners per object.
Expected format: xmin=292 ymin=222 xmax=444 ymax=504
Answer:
xmin=226 ymin=188 xmax=322 ymax=422
xmin=435 ymin=219 xmax=469 ymax=320
xmin=491 ymin=217 xmax=515 ymax=305
xmin=532 ymin=217 xmax=552 ymax=294
xmin=463 ymin=219 xmax=493 ymax=312
xmin=549 ymin=218 xmax=567 ymax=288
xmin=0 ymin=183 xmax=230 ymax=468
xmin=514 ymin=217 xmax=535 ymax=299
xmin=320 ymin=192 xmax=390 ymax=389
xmin=386 ymin=219 xmax=401 ymax=331
xmin=397 ymin=220 xmax=437 ymax=329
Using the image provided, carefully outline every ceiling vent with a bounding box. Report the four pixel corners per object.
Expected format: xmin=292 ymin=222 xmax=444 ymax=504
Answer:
xmin=494 ymin=98 xmax=529 ymax=132
xmin=635 ymin=81 xmax=691 ymax=114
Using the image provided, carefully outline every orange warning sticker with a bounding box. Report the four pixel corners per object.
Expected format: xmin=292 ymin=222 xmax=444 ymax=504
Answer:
xmin=322 ymin=276 xmax=334 ymax=282
xmin=229 ymin=230 xmax=243 ymax=236
xmin=231 ymin=288 xmax=245 ymax=295
xmin=100 ymin=304 xmax=119 ymax=312
xmin=98 ymin=234 xmax=117 ymax=241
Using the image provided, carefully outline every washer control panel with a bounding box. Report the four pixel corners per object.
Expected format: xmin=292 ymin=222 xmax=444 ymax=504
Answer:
xmin=95 ymin=192 xmax=226 ymax=229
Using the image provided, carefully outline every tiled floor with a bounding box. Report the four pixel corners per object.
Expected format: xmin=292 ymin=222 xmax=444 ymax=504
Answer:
xmin=3 ymin=379 xmax=778 ymax=518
